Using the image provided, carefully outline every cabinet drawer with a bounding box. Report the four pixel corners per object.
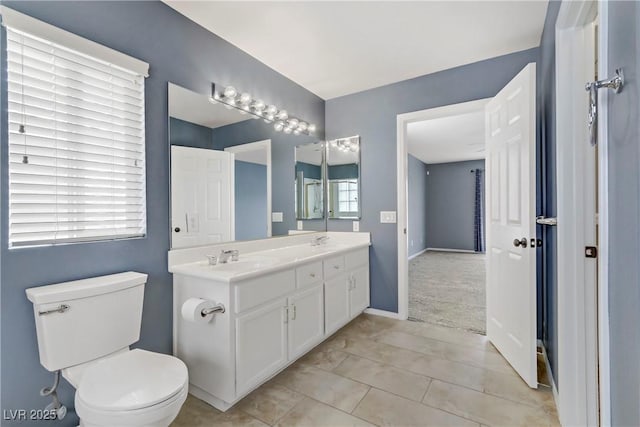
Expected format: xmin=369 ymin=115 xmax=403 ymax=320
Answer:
xmin=323 ymin=255 xmax=345 ymax=279
xmin=345 ymin=248 xmax=369 ymax=269
xmin=235 ymin=269 xmax=295 ymax=313
xmin=296 ymin=261 xmax=323 ymax=289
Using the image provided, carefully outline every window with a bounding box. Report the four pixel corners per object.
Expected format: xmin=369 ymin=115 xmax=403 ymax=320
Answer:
xmin=336 ymin=179 xmax=358 ymax=214
xmin=6 ymin=22 xmax=148 ymax=247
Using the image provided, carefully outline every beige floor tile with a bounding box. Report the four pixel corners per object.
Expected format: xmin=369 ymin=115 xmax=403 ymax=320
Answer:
xmin=482 ymin=370 xmax=557 ymax=413
xmin=274 ymin=364 xmax=370 ymax=413
xmin=377 ymin=330 xmax=515 ymax=375
xmin=423 ymin=380 xmax=560 ymax=426
xmin=297 ymin=346 xmax=350 ymax=371
xmin=332 ymin=313 xmax=397 ymax=340
xmin=236 ymin=382 xmax=305 ymax=425
xmin=353 ymin=387 xmax=479 ymax=427
xmin=334 ymin=354 xmax=431 ymax=401
xmin=274 ymin=397 xmax=375 ymax=427
xmin=171 ymin=395 xmax=267 ymax=427
xmin=391 ymin=320 xmax=496 ymax=352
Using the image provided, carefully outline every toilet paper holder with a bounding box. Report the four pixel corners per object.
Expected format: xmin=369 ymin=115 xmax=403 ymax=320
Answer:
xmin=201 ymin=303 xmax=225 ymax=317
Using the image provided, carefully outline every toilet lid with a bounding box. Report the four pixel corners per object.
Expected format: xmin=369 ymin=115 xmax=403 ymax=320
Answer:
xmin=77 ymin=349 xmax=188 ymax=411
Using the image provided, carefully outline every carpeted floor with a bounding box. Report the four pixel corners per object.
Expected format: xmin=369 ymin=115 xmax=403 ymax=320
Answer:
xmin=409 ymin=250 xmax=487 ymax=335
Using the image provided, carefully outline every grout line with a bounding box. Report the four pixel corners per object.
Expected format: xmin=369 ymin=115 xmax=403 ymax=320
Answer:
xmin=420 ymin=377 xmax=433 ymax=403
xmin=350 ymin=385 xmax=372 ymax=414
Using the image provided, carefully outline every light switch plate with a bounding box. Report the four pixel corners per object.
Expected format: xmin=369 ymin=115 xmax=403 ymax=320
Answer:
xmin=353 ymin=221 xmax=360 ymax=232
xmin=272 ymin=212 xmax=283 ymax=223
xmin=297 ymin=221 xmax=303 ymax=230
xmin=380 ymin=211 xmax=397 ymax=224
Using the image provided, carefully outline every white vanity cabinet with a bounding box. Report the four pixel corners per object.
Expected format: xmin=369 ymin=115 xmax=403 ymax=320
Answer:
xmin=172 ymin=242 xmax=370 ymax=412
xmin=324 ymin=248 xmax=370 ymax=334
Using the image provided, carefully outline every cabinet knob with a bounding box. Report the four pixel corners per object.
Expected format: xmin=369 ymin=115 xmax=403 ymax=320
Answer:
xmin=333 ymin=265 xmax=340 ymax=270
xmin=310 ymin=273 xmax=316 ymax=278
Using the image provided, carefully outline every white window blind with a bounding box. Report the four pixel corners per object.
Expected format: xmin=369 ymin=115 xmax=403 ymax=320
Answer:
xmin=6 ymin=27 xmax=147 ymax=247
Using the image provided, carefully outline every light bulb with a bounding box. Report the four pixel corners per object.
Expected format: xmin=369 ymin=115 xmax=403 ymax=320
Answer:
xmin=239 ymin=92 xmax=252 ymax=105
xmin=308 ymin=124 xmax=316 ymax=134
xmin=276 ymin=110 xmax=288 ymax=120
xmin=298 ymin=122 xmax=308 ymax=132
xmin=266 ymin=105 xmax=278 ymax=116
xmin=274 ymin=120 xmax=285 ymax=132
xmin=224 ymin=86 xmax=237 ymax=98
xmin=265 ymin=114 xmax=275 ymax=122
xmin=252 ymin=99 xmax=265 ymax=111
xmin=294 ymin=129 xmax=302 ymax=135
xmin=288 ymin=118 xmax=299 ymax=129
xmin=284 ymin=127 xmax=293 ymax=134
xmin=242 ymin=104 xmax=251 ymax=112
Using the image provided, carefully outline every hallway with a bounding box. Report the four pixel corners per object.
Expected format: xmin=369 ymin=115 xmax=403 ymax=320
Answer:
xmin=409 ymin=251 xmax=486 ymax=334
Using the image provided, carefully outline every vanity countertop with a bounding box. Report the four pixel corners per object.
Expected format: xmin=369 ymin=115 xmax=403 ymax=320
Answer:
xmin=169 ymin=234 xmax=370 ymax=283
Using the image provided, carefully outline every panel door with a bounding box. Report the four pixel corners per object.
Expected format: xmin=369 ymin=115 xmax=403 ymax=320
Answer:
xmin=288 ymin=285 xmax=324 ymax=360
xmin=236 ymin=298 xmax=288 ymax=395
xmin=349 ymin=267 xmax=370 ymax=318
xmin=485 ymin=63 xmax=537 ymax=388
xmin=324 ymin=275 xmax=350 ymax=335
xmin=171 ymin=146 xmax=234 ymax=248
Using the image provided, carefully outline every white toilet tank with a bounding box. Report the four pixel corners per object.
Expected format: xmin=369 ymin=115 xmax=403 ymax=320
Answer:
xmin=26 ymin=272 xmax=147 ymax=372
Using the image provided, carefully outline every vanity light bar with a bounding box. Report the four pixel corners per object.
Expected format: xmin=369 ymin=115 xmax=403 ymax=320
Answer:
xmin=329 ymin=136 xmax=360 ymax=152
xmin=210 ymin=83 xmax=316 ymax=136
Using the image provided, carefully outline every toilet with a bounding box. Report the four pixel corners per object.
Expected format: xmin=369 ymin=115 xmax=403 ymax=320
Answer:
xmin=26 ymin=272 xmax=188 ymax=427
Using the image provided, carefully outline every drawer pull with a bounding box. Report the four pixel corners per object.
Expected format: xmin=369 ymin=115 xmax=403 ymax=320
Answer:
xmin=310 ymin=273 xmax=316 ymax=278
xmin=333 ymin=265 xmax=340 ymax=270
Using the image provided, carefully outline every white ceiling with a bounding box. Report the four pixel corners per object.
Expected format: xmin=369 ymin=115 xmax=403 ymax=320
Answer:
xmin=163 ymin=1 xmax=548 ymax=100
xmin=168 ymin=83 xmax=249 ymax=129
xmin=408 ymin=110 xmax=485 ymax=164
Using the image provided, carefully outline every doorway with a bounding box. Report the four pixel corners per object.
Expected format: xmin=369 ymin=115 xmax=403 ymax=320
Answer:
xmin=405 ymin=108 xmax=488 ymax=334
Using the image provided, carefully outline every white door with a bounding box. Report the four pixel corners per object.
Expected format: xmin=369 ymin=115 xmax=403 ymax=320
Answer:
xmin=288 ymin=285 xmax=324 ymax=359
xmin=324 ymin=275 xmax=350 ymax=334
xmin=349 ymin=267 xmax=369 ymax=318
xmin=171 ymin=146 xmax=234 ymax=248
xmin=235 ymin=298 xmax=288 ymax=395
xmin=485 ymin=63 xmax=537 ymax=388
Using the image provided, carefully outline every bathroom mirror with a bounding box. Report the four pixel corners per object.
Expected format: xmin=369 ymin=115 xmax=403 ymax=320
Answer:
xmin=168 ymin=83 xmax=324 ymax=249
xmin=327 ymin=136 xmax=361 ymax=219
xmin=295 ymin=142 xmax=325 ymax=220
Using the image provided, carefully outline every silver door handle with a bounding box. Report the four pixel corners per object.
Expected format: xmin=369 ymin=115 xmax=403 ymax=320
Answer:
xmin=585 ymin=68 xmax=624 ymax=146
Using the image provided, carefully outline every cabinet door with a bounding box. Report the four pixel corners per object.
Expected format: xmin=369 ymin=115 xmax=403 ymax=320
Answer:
xmin=349 ymin=266 xmax=370 ymax=318
xmin=324 ymin=275 xmax=350 ymax=335
xmin=236 ymin=298 xmax=288 ymax=395
xmin=288 ymin=285 xmax=324 ymax=360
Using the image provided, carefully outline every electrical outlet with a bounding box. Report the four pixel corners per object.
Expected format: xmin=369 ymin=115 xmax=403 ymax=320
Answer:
xmin=297 ymin=221 xmax=303 ymax=230
xmin=272 ymin=212 xmax=283 ymax=222
xmin=353 ymin=221 xmax=360 ymax=232
xmin=380 ymin=211 xmax=397 ymax=224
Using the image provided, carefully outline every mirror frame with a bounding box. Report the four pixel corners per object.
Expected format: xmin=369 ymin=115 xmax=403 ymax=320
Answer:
xmin=326 ymin=135 xmax=361 ymax=220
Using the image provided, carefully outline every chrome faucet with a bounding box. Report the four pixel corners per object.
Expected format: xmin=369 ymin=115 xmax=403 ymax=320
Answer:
xmin=311 ymin=235 xmax=330 ymax=246
xmin=219 ymin=249 xmax=239 ymax=263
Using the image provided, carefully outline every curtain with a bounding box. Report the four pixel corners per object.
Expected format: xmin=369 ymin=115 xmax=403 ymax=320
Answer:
xmin=474 ymin=169 xmax=485 ymax=252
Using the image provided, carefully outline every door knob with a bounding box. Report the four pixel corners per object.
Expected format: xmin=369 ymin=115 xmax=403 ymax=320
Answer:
xmin=513 ymin=238 xmax=528 ymax=248
xmin=174 ymin=227 xmax=181 ymax=233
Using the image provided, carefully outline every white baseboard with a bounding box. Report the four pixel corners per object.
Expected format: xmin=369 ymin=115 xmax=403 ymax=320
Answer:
xmin=364 ymin=308 xmax=401 ymax=319
xmin=408 ymin=248 xmax=428 ymax=260
xmin=427 ymin=247 xmax=477 ymax=254
xmin=540 ymin=343 xmax=561 ymax=421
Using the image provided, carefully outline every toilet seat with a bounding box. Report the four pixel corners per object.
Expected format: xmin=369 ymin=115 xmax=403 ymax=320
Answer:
xmin=74 ymin=349 xmax=188 ymax=427
xmin=76 ymin=349 xmax=188 ymax=411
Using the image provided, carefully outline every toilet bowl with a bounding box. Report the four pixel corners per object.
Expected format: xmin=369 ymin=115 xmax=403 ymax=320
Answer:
xmin=70 ymin=349 xmax=188 ymax=427
xmin=26 ymin=272 xmax=189 ymax=427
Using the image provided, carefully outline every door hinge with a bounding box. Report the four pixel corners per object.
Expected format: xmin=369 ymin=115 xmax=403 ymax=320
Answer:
xmin=585 ymin=246 xmax=598 ymax=258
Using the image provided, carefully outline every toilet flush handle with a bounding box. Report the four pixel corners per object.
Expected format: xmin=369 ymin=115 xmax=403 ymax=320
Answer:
xmin=38 ymin=304 xmax=70 ymax=316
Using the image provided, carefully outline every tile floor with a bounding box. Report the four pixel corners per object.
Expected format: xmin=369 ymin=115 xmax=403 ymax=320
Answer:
xmin=172 ymin=314 xmax=558 ymax=427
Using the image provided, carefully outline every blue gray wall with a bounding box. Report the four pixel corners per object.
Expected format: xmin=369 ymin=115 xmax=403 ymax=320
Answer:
xmin=211 ymin=120 xmax=325 ymax=235
xmin=169 ymin=117 xmax=215 ymax=150
xmin=537 ymin=0 xmax=561 ymax=385
xmin=325 ymin=47 xmax=539 ymax=312
xmin=235 ymin=161 xmax=268 ymax=241
xmin=425 ymin=160 xmax=485 ymax=251
xmin=407 ymin=155 xmax=429 ymax=257
xmin=607 ymin=2 xmax=640 ymax=424
xmin=0 ymin=2 xmax=324 ymax=424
